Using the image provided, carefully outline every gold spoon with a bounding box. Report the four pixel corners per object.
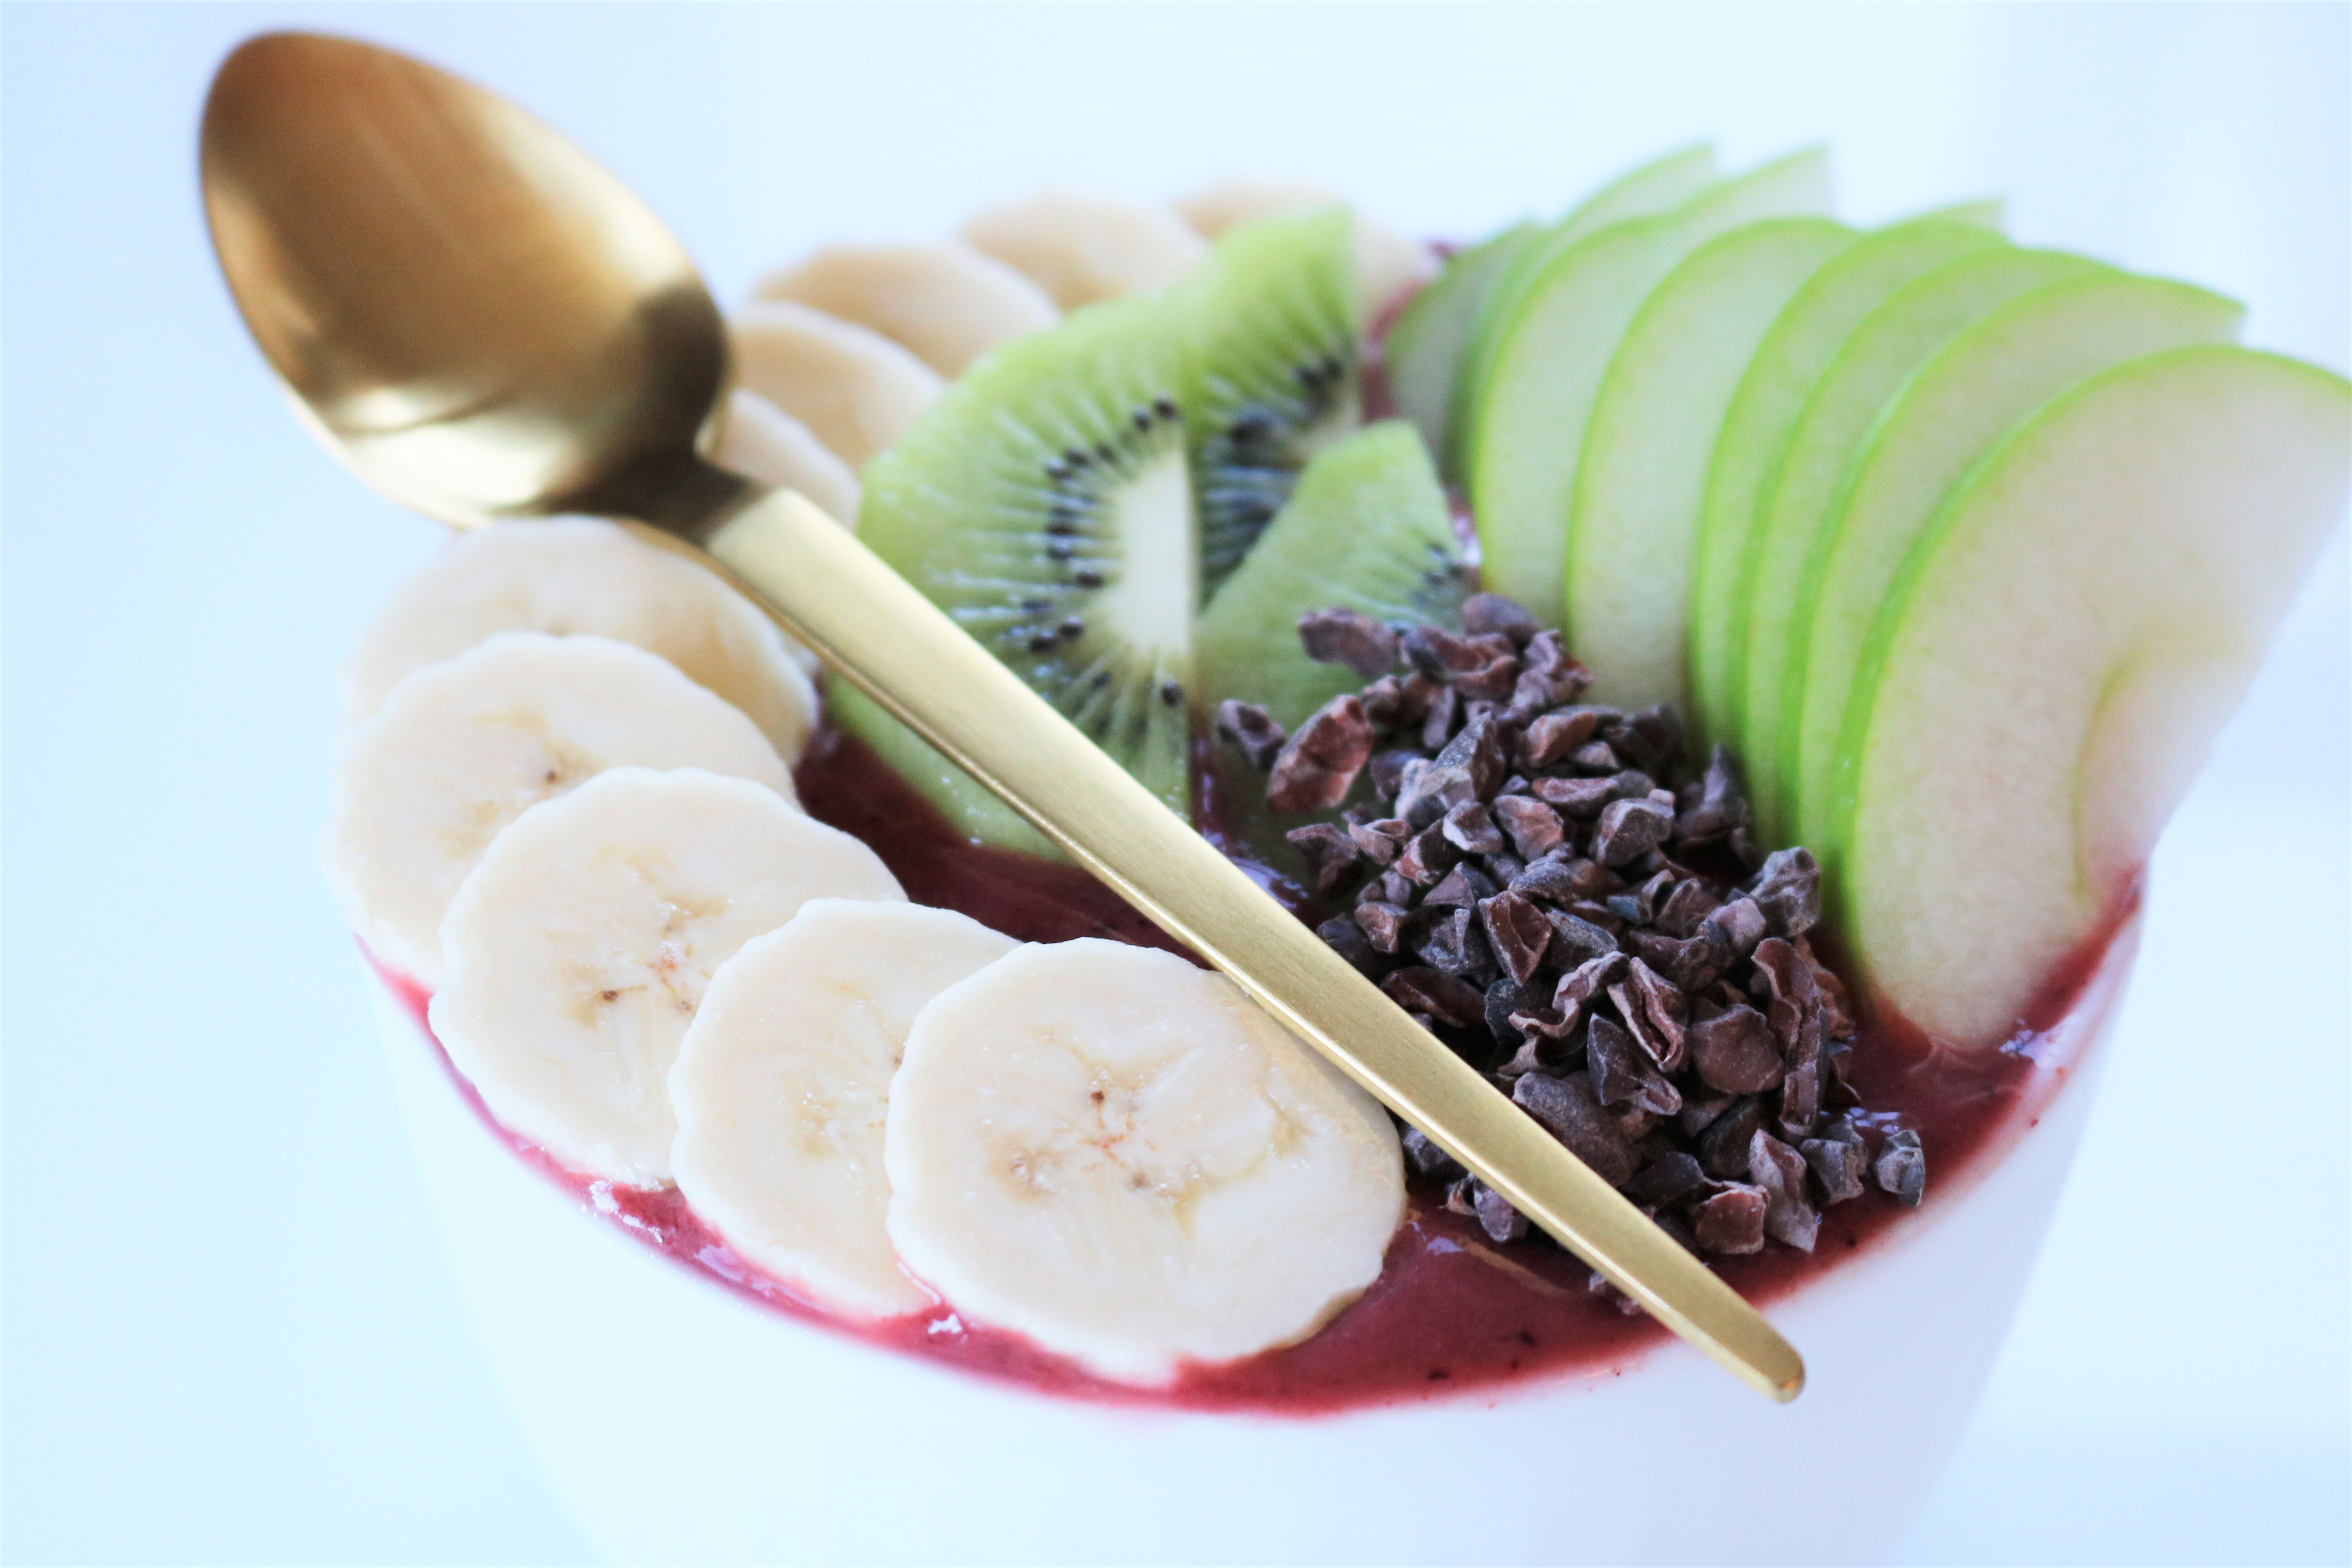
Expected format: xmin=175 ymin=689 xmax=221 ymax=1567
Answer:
xmin=201 ymin=30 xmax=1802 ymax=1401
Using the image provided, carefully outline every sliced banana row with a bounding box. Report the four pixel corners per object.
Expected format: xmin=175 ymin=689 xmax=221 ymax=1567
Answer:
xmin=328 ymin=631 xmax=795 ymax=989
xmin=344 ymin=516 xmax=817 ymax=744
xmin=670 ymin=899 xmax=1017 ymax=1318
xmin=433 ymin=769 xmax=903 ymax=1187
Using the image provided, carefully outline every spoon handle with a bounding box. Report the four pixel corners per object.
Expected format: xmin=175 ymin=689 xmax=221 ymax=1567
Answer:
xmin=682 ymin=487 xmax=1803 ymax=1403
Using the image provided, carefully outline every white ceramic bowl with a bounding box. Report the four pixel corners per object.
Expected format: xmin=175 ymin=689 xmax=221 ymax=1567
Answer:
xmin=375 ymin=923 xmax=2135 ymax=1566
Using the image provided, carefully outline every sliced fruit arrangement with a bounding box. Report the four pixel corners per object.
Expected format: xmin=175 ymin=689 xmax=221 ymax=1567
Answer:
xmin=432 ymin=768 xmax=904 ymax=1187
xmin=328 ymin=629 xmax=794 ymax=988
xmin=884 ymin=939 xmax=1404 ymax=1384
xmin=669 ymin=899 xmax=1017 ymax=1320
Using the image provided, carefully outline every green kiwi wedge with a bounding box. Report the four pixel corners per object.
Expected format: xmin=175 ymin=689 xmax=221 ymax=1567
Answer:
xmin=1195 ymin=420 xmax=1466 ymax=730
xmin=1178 ymin=207 xmax=1363 ymax=602
xmin=848 ymin=292 xmax=1196 ymax=849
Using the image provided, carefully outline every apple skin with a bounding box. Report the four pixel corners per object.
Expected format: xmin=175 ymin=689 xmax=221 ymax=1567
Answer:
xmin=1563 ymin=216 xmax=1858 ymax=710
xmin=1734 ymin=245 xmax=2107 ymax=839
xmin=1835 ymin=346 xmax=2349 ymax=1049
xmin=1467 ymin=149 xmax=1833 ymax=628
xmin=1783 ymin=272 xmax=2245 ymax=853
xmin=1446 ymin=142 xmax=1721 ymax=472
xmin=1382 ymin=221 xmax=1535 ymax=469
xmin=1688 ymin=216 xmax=2008 ymax=753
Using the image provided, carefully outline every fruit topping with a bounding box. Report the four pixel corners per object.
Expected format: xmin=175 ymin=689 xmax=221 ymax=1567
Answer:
xmin=431 ymin=768 xmax=904 ymax=1187
xmin=1177 ymin=206 xmax=1362 ymax=595
xmin=730 ymin=298 xmax=943 ymax=468
xmin=1220 ymin=595 xmax=1927 ymax=1255
xmin=1194 ymin=421 xmax=1466 ymax=730
xmin=670 ymin=899 xmax=1016 ymax=1318
xmin=1175 ymin=180 xmax=1434 ymax=321
xmin=1835 ymin=347 xmax=2348 ymax=1047
xmin=342 ymin=515 xmax=817 ymax=751
xmin=847 ymin=291 xmax=1195 ymax=850
xmin=328 ymin=632 xmax=795 ymax=987
xmin=753 ymin=241 xmax=1060 ymax=377
xmin=881 ymin=939 xmax=1404 ymax=1384
xmin=960 ymin=192 xmax=1207 ymax=310
xmin=1465 ymin=149 xmax=1831 ymax=625
xmin=713 ymin=388 xmax=863 ymax=526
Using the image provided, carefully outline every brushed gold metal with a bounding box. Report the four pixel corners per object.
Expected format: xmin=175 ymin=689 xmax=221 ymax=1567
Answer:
xmin=201 ymin=31 xmax=1803 ymax=1402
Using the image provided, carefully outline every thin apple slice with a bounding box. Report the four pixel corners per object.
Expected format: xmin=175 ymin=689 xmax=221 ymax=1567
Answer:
xmin=1734 ymin=246 xmax=2105 ymax=837
xmin=1446 ymin=143 xmax=1722 ymax=469
xmin=1382 ymin=221 xmax=1536 ymax=466
xmin=1467 ymin=149 xmax=1833 ymax=627
xmin=1838 ymin=346 xmax=2348 ymax=1047
xmin=1785 ymin=273 xmax=2244 ymax=851
xmin=1385 ymin=143 xmax=1719 ymax=477
xmin=1688 ymin=216 xmax=2008 ymax=752
xmin=1563 ymin=216 xmax=1858 ymax=710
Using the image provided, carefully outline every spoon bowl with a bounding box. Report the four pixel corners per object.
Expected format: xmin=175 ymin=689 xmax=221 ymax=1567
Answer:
xmin=201 ymin=32 xmax=721 ymax=525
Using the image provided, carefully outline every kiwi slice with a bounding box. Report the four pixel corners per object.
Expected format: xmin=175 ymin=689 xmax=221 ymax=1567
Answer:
xmin=1196 ymin=420 xmax=1467 ymax=729
xmin=1178 ymin=207 xmax=1363 ymax=601
xmin=849 ymin=292 xmax=1196 ymax=846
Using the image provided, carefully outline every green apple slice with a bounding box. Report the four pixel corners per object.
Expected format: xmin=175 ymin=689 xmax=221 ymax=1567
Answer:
xmin=1735 ymin=245 xmax=2106 ymax=837
xmin=1382 ymin=221 xmax=1537 ymax=465
xmin=1688 ymin=216 xmax=2009 ymax=752
xmin=1467 ymin=149 xmax=1833 ymax=627
xmin=1447 ymin=143 xmax=1722 ymax=468
xmin=1563 ymin=217 xmax=1860 ymax=710
xmin=1837 ymin=346 xmax=2348 ymax=1047
xmin=1784 ymin=273 xmax=2244 ymax=851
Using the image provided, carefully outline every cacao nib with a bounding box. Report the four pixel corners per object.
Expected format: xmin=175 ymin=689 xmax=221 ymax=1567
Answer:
xmin=1352 ymin=901 xmax=1410 ymax=955
xmin=1285 ymin=824 xmax=1361 ymax=896
xmin=1214 ymin=700 xmax=1287 ymax=769
xmin=1748 ymin=1131 xmax=1820 ymax=1252
xmin=1695 ymin=1096 xmax=1767 ymax=1180
xmin=1747 ymin=847 xmax=1822 ymax=936
xmin=1587 ymin=1015 xmax=1683 ymax=1116
xmin=1479 ymin=891 xmax=1554 ymax=986
xmin=1490 ymin=794 xmax=1565 ymax=859
xmin=1316 ymin=915 xmax=1381 ymax=977
xmin=1298 ymin=608 xmax=1399 ymax=677
xmin=1623 ymin=1151 xmax=1712 ymax=1210
xmin=1531 ymin=774 xmax=1621 ymax=818
xmin=1510 ymin=1071 xmax=1640 ymax=1187
xmin=1441 ymin=800 xmax=1506 ymax=855
xmin=1689 ymin=1004 xmax=1785 ymax=1095
xmin=1801 ymin=1136 xmax=1867 ymax=1204
xmin=1693 ymin=1185 xmax=1768 ymax=1254
xmin=1461 ymin=592 xmax=1539 ymax=645
xmin=1265 ymin=695 xmax=1375 ymax=812
xmin=1381 ymin=965 xmax=1487 ymax=1029
xmin=1544 ymin=910 xmax=1621 ymax=968
xmin=1472 ymin=1180 xmax=1529 ymax=1243
xmin=1594 ymin=796 xmax=1675 ymax=866
xmin=1402 ymin=1127 xmax=1465 ymax=1180
xmin=1876 ymin=1127 xmax=1927 ymax=1207
xmin=1423 ymin=862 xmax=1494 ymax=909
xmin=1346 ymin=815 xmax=1411 ymax=867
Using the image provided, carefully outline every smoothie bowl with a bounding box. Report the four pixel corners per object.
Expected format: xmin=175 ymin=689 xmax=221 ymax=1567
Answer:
xmin=296 ymin=112 xmax=2347 ymax=1563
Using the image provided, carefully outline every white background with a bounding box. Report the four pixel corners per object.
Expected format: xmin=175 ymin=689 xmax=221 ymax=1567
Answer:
xmin=2 ymin=4 xmax=2344 ymax=1563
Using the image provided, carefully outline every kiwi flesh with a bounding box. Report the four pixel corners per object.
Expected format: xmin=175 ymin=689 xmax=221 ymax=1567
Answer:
xmin=1177 ymin=207 xmax=1363 ymax=601
xmin=1195 ymin=420 xmax=1467 ymax=730
xmin=850 ymin=292 xmax=1196 ymax=842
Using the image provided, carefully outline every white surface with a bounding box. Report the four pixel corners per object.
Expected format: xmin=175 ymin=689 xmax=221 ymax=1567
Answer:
xmin=1 ymin=5 xmax=2343 ymax=1564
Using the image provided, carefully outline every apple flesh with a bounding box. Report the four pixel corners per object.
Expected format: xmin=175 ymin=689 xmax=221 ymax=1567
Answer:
xmin=1382 ymin=221 xmax=1535 ymax=467
xmin=1734 ymin=246 xmax=2105 ymax=837
xmin=1837 ymin=346 xmax=2348 ymax=1047
xmin=1563 ymin=216 xmax=1858 ymax=709
xmin=1785 ymin=273 xmax=2244 ymax=852
xmin=1687 ymin=216 xmax=2008 ymax=751
xmin=1467 ymin=149 xmax=1833 ymax=626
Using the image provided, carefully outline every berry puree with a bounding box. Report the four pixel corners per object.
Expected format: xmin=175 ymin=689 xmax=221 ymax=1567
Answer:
xmin=377 ymin=723 xmax=2131 ymax=1416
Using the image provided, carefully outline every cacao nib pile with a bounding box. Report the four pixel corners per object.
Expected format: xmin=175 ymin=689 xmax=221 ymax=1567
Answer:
xmin=1214 ymin=594 xmax=1928 ymax=1280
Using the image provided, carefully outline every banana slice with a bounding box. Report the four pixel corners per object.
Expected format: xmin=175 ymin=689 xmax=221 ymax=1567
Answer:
xmin=432 ymin=769 xmax=905 ymax=1187
xmin=753 ymin=242 xmax=1059 ymax=377
xmin=1176 ymin=180 xmax=1436 ymax=320
xmin=959 ymin=192 xmax=1208 ymax=310
xmin=670 ymin=900 xmax=1018 ymax=1318
xmin=329 ymin=633 xmax=794 ymax=989
xmin=342 ymin=517 xmax=818 ymax=750
xmin=713 ymin=388 xmax=863 ymax=526
xmin=884 ymin=939 xmax=1404 ymax=1384
xmin=730 ymin=301 xmax=944 ymax=468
